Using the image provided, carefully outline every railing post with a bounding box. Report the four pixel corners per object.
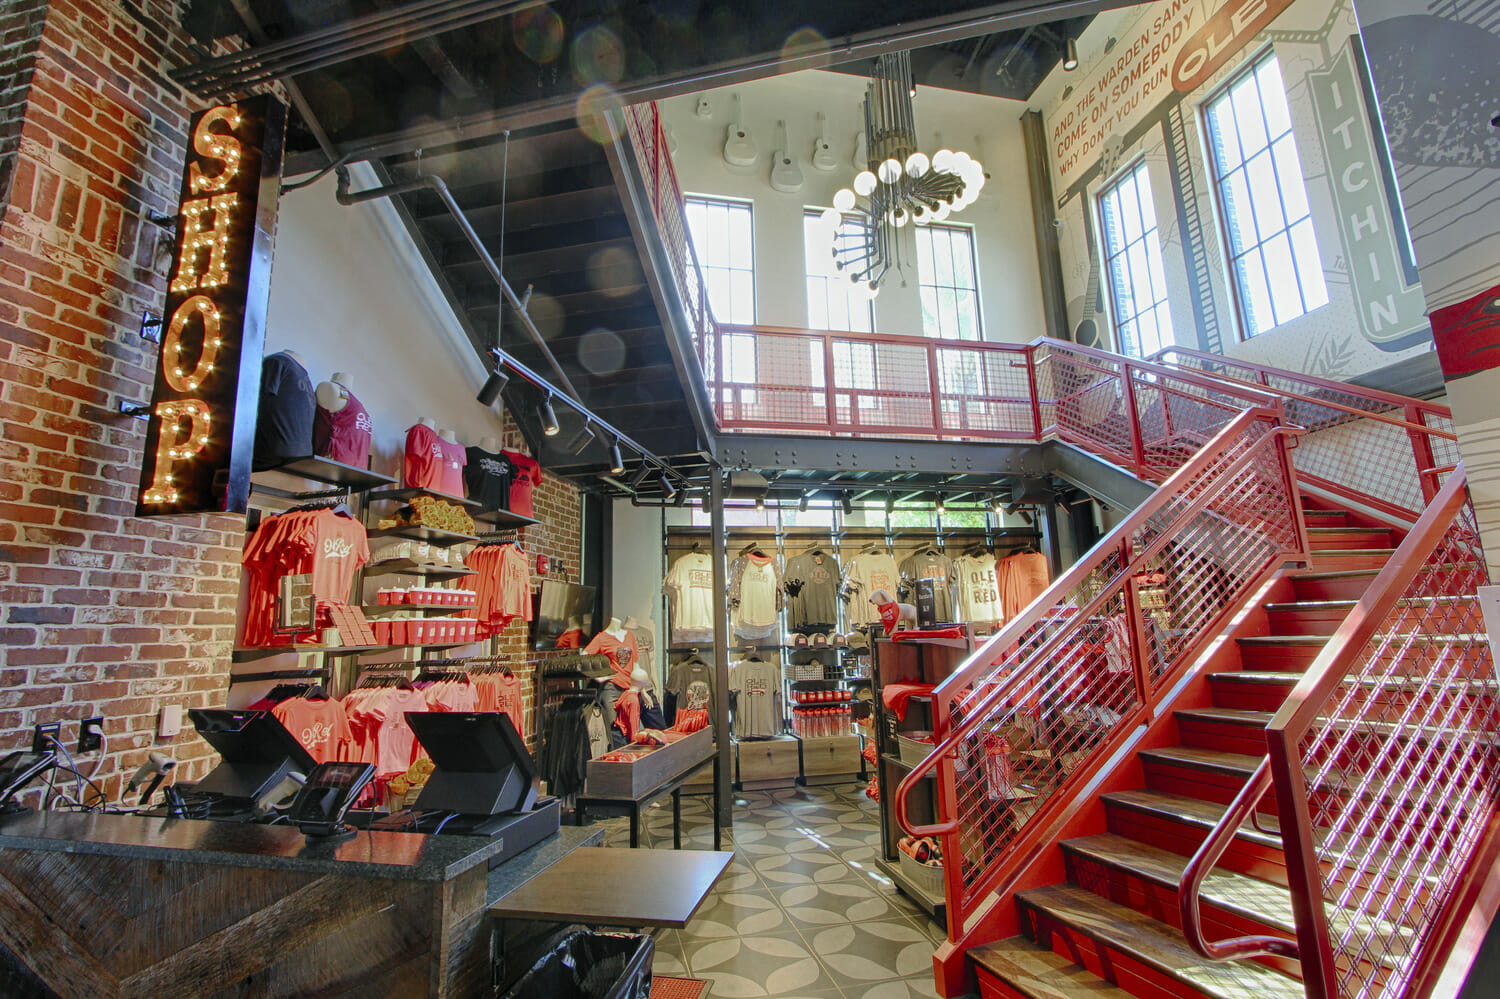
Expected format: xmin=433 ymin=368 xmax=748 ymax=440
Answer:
xmin=823 ymin=333 xmax=838 ymax=434
xmin=1120 ymin=362 xmax=1148 ymax=475
xmin=928 ymin=340 xmax=945 ymax=438
xmin=1265 ymin=729 xmax=1338 ymax=999
xmin=931 ymin=694 xmax=966 ymax=938
xmin=1123 ymin=569 xmax=1152 ymax=708
xmin=1026 ymin=347 xmax=1043 ymax=440
xmin=1407 ymin=403 xmax=1440 ymax=504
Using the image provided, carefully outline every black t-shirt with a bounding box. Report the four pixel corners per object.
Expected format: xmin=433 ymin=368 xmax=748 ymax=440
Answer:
xmin=463 ymin=446 xmax=514 ymax=510
xmin=253 ymin=352 xmax=315 ymax=471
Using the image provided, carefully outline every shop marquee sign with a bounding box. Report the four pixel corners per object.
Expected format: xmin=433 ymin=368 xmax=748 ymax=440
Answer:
xmin=135 ymin=95 xmax=287 ymax=517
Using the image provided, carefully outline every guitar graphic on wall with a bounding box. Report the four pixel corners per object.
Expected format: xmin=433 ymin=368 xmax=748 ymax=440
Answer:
xmin=723 ymin=94 xmax=758 ymax=167
xmin=811 ymin=112 xmax=837 ymax=172
xmin=1073 ymin=137 xmax=1128 ymax=350
xmin=770 ymin=120 xmax=805 ymax=192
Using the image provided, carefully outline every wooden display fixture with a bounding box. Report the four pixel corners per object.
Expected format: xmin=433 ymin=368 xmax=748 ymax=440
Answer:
xmin=585 ymin=727 xmax=713 ymax=798
xmin=252 ymin=455 xmax=395 ymax=493
xmin=797 ymin=734 xmax=863 ymax=784
xmin=736 ymin=736 xmax=800 ymax=789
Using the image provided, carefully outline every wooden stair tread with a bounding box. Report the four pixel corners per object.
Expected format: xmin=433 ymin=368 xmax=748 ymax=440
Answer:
xmin=1211 ymin=671 xmax=1306 ymax=685
xmin=1293 ymin=569 xmax=1380 ymax=581
xmin=1306 ymin=527 xmax=1392 ymax=536
xmin=1062 ymin=833 xmax=1296 ymax=934
xmin=1174 ymin=707 xmax=1275 ymax=727
xmin=1263 ymin=600 xmax=1357 ymax=612
xmin=1063 ymin=834 xmax=1419 ymax=963
xmin=1236 ymin=635 xmax=1329 ymax=646
xmin=970 ymin=937 xmax=1137 ymax=998
xmin=1103 ymin=789 xmax=1283 ymax=847
xmin=1017 ymin=885 xmax=1305 ymax=999
xmin=1139 ymin=746 xmax=1264 ymax=776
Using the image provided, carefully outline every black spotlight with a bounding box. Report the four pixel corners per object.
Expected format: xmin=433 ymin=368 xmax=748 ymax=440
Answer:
xmin=798 ymin=492 xmax=809 ymax=512
xmin=539 ymin=397 xmax=560 ymax=437
xmin=840 ymin=493 xmax=853 ymax=517
xmin=476 ymin=364 xmax=509 ymax=406
xmin=607 ymin=439 xmax=625 ymax=476
xmin=567 ymin=421 xmax=596 ymax=455
xmin=1063 ymin=37 xmax=1079 ymax=71
xmin=630 ymin=464 xmax=651 ymax=489
xmin=935 ymin=494 xmax=946 ymax=516
xmin=659 ymin=474 xmax=677 ymax=499
xmin=756 ymin=494 xmax=766 ymax=511
xmin=674 ymin=487 xmax=687 ymax=507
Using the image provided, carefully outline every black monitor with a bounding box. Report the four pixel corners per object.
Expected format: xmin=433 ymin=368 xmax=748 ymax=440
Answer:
xmin=188 ymin=709 xmax=317 ymax=804
xmin=406 ymin=712 xmax=539 ymax=817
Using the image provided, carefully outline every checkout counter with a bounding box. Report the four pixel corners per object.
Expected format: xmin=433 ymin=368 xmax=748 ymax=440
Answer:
xmin=0 ymin=710 xmax=727 ymax=998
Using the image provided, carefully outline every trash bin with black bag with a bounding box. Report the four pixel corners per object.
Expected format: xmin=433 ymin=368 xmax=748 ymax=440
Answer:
xmin=501 ymin=927 xmax=653 ymax=999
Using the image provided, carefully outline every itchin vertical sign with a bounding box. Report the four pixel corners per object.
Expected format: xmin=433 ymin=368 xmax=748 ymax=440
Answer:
xmin=136 ymin=95 xmax=287 ymax=516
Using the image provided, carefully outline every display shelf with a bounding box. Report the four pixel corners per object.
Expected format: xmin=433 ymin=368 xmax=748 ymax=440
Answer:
xmin=363 ymin=603 xmax=475 ymax=615
xmin=363 ymin=558 xmax=474 ymax=580
xmin=471 ymin=507 xmax=537 ymax=528
xmin=367 ymin=486 xmax=480 ymax=509
xmin=230 ymin=642 xmax=476 ymax=663
xmin=880 ymin=752 xmax=932 ymax=775
xmin=877 ymin=857 xmax=946 ymax=920
xmin=889 ymin=632 xmax=971 ymax=649
xmin=227 ymin=667 xmax=329 ymax=684
xmin=367 ymin=525 xmax=477 ymax=547
xmin=256 ymin=456 xmax=395 ymax=491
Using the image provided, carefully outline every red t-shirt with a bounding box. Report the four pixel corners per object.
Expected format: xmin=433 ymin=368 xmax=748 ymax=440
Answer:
xmin=306 ymin=509 xmax=370 ymax=605
xmin=404 ymin=424 xmax=466 ymax=496
xmin=584 ymin=629 xmax=639 ymax=689
xmin=272 ymin=697 xmax=354 ymax=764
xmin=313 ymin=390 xmax=373 ymax=468
xmin=504 ymin=450 xmax=542 ymax=517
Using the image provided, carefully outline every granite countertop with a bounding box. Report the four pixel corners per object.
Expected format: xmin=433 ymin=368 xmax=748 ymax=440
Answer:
xmin=0 ymin=811 xmax=506 ymax=882
xmin=487 ymin=824 xmax=604 ymax=905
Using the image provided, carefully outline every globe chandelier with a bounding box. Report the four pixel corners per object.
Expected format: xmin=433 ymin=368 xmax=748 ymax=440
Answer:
xmin=815 ymin=50 xmax=986 ymax=298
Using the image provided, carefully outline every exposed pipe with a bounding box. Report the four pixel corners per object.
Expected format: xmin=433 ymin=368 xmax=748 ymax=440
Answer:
xmin=334 ymin=166 xmax=582 ymax=403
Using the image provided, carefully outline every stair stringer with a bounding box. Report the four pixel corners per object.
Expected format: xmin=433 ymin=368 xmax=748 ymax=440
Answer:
xmin=933 ymin=566 xmax=1302 ymax=997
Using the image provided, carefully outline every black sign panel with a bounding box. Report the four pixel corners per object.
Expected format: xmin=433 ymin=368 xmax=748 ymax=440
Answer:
xmin=136 ymin=95 xmax=287 ymax=516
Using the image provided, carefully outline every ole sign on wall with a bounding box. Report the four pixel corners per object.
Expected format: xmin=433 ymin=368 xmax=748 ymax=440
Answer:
xmin=136 ymin=95 xmax=287 ymax=516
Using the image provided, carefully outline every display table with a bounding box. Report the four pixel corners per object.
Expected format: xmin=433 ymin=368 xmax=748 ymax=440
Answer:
xmin=573 ymin=750 xmax=721 ymax=849
xmin=0 ymin=810 xmax=534 ymax=998
xmin=489 ymin=846 xmax=731 ymax=928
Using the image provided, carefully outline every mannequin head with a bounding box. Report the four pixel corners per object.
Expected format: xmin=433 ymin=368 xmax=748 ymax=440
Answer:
xmin=281 ymin=349 xmax=306 ymax=367
xmin=439 ymin=428 xmax=458 ymax=443
xmin=416 ymin=417 xmax=435 ymax=429
xmin=479 ymin=436 xmax=502 ymax=453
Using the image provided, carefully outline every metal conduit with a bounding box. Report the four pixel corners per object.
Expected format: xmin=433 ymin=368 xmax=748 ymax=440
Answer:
xmin=334 ymin=166 xmax=583 ymax=404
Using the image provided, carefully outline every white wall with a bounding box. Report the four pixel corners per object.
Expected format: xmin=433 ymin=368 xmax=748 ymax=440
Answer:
xmin=1028 ymin=0 xmax=1437 ymax=380
xmin=262 ymin=164 xmax=507 ymax=480
xmin=658 ymin=71 xmax=1046 ymax=343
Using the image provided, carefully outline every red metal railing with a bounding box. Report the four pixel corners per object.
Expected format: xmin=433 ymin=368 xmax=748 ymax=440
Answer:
xmin=1263 ymin=465 xmax=1495 ymax=998
xmin=894 ymin=401 xmax=1308 ymax=923
xmin=1153 ymin=346 xmax=1458 ymax=523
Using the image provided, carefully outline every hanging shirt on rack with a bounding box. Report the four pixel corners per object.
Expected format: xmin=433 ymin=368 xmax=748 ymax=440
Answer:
xmin=464 ymin=542 xmax=532 ymax=637
xmin=899 ymin=550 xmax=958 ymax=622
xmin=583 ymin=629 xmax=639 ymax=689
xmin=841 ymin=551 xmax=900 ymax=627
xmin=728 ymin=553 xmax=782 ymax=641
xmin=953 ymin=553 xmax=1003 ymax=625
xmin=357 ymin=686 xmax=430 ymax=776
xmin=253 ymin=351 xmax=315 ymax=471
xmin=464 ymin=446 xmax=513 ymax=510
xmin=784 ymin=550 xmax=841 ymax=633
xmin=729 ymin=657 xmax=781 ymax=739
xmin=505 ymin=450 xmax=542 ymax=518
xmin=272 ymin=696 xmax=354 ymax=764
xmin=312 ymin=389 xmax=373 ymax=468
xmin=664 ymin=552 xmax=716 ymax=645
xmin=998 ymin=551 xmax=1051 ymax=621
xmin=241 ymin=507 xmax=370 ymax=647
xmin=666 ymin=658 xmax=715 ymax=732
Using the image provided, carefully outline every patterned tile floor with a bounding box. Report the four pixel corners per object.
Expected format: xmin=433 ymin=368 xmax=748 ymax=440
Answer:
xmin=589 ymin=783 xmax=950 ymax=999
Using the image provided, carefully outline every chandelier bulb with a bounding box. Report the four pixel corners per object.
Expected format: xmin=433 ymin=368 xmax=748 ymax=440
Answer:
xmin=905 ymin=152 xmax=930 ymax=178
xmin=878 ymin=158 xmax=902 ymax=184
xmin=932 ymin=149 xmax=956 ymax=172
xmin=820 ymin=207 xmax=842 ymax=227
xmin=854 ymin=171 xmax=877 ymax=196
xmin=833 ymin=188 xmax=856 ymax=212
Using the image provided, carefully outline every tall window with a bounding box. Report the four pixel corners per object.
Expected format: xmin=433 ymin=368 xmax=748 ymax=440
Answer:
xmin=1099 ymin=161 xmax=1174 ymax=358
xmin=916 ymin=224 xmax=981 ymax=340
xmin=684 ymin=196 xmax=755 ymax=325
xmin=803 ymin=211 xmax=873 ymax=332
xmin=1204 ymin=53 xmax=1328 ymax=337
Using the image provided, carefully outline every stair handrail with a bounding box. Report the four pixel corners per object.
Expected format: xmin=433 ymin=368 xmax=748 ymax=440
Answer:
xmin=1151 ymin=345 xmax=1457 ymax=518
xmin=1177 ymin=755 xmax=1301 ymax=961
xmin=1260 ymin=464 xmax=1489 ymax=998
xmin=895 ymin=407 xmax=1300 ymax=838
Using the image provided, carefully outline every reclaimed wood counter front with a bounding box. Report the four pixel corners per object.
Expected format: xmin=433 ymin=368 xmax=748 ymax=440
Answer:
xmin=0 ymin=811 xmax=508 ymax=998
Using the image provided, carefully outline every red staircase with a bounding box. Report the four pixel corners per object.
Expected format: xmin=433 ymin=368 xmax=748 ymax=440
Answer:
xmin=892 ymin=350 xmax=1497 ymax=999
xmin=970 ymin=496 xmax=1399 ymax=999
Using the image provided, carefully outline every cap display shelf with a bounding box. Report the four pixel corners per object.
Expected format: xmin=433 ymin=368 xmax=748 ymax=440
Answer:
xmin=366 ymin=524 xmax=477 ymax=547
xmin=366 ymin=486 xmax=481 ymax=509
xmin=471 ymin=507 xmax=537 ymax=529
xmin=363 ymin=558 xmax=474 ymax=581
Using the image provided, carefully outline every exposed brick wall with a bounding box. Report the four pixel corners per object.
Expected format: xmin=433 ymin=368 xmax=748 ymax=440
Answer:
xmin=491 ymin=423 xmax=583 ymax=748
xmin=0 ymin=0 xmax=49 ymax=209
xmin=0 ymin=0 xmax=239 ymax=802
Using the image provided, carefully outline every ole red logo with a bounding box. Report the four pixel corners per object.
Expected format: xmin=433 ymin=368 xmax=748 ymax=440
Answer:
xmin=1172 ymin=0 xmax=1296 ymax=93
